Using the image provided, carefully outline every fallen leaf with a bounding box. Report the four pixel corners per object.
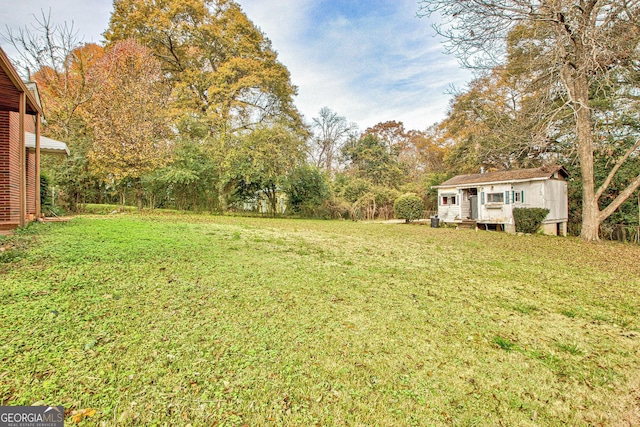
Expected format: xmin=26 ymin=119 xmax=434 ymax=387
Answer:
xmin=71 ymin=408 xmax=96 ymax=423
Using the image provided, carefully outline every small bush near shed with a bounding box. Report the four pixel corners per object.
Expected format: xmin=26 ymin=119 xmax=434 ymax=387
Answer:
xmin=513 ymin=207 xmax=550 ymax=234
xmin=394 ymin=193 xmax=424 ymax=223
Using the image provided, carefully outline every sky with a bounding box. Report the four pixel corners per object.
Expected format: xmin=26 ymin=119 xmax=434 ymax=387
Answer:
xmin=0 ymin=0 xmax=473 ymax=131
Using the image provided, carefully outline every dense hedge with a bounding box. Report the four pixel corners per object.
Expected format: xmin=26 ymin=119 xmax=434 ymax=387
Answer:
xmin=513 ymin=207 xmax=550 ymax=234
xmin=394 ymin=193 xmax=424 ymax=223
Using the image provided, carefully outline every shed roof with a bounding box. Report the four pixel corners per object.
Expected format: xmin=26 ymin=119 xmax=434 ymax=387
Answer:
xmin=434 ymin=165 xmax=568 ymax=188
xmin=25 ymin=132 xmax=70 ymax=156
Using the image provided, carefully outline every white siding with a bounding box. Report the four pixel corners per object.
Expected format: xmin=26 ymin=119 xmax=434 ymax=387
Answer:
xmin=436 ymin=177 xmax=567 ymax=235
xmin=517 ymin=181 xmax=544 ymax=209
xmin=437 ymin=187 xmax=460 ymax=221
xmin=512 ymin=180 xmax=567 ymax=222
xmin=477 ymin=184 xmax=512 ymax=224
xmin=542 ymin=179 xmax=568 ymax=222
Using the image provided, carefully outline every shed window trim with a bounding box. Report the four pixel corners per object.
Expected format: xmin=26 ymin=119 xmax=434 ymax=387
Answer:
xmin=441 ymin=193 xmax=457 ymax=205
xmin=513 ymin=190 xmax=524 ymax=203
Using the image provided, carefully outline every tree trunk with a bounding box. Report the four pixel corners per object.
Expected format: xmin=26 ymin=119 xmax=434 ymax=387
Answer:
xmin=266 ymin=186 xmax=277 ymax=217
xmin=575 ymin=82 xmax=600 ymax=241
xmin=558 ymin=30 xmax=600 ymax=241
xmin=135 ymin=178 xmax=143 ymax=211
xmin=217 ymin=181 xmax=228 ymax=212
xmin=325 ymin=147 xmax=332 ymax=176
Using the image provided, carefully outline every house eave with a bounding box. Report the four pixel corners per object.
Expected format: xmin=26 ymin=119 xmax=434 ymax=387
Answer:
xmin=432 ymin=176 xmax=551 ymax=190
xmin=25 ymin=132 xmax=70 ymax=156
xmin=0 ymin=47 xmax=44 ymax=117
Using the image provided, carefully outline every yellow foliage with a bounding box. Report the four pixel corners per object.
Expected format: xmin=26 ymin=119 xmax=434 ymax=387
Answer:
xmin=82 ymin=40 xmax=171 ymax=182
xmin=105 ymin=0 xmax=302 ymax=133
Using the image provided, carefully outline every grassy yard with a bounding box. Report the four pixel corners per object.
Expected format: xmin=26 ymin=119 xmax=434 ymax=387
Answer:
xmin=1 ymin=213 xmax=639 ymax=426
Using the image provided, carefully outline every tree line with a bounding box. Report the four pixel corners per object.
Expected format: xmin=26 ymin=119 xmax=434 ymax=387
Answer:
xmin=4 ymin=0 xmax=640 ymax=241
xmin=4 ymin=1 xmax=449 ymax=222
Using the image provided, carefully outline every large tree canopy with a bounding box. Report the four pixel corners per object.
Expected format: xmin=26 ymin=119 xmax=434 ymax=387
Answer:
xmin=105 ymin=0 xmax=302 ymax=134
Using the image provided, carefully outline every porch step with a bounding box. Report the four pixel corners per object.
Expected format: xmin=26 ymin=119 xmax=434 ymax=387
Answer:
xmin=43 ymin=217 xmax=73 ymax=223
xmin=457 ymin=220 xmax=477 ymax=230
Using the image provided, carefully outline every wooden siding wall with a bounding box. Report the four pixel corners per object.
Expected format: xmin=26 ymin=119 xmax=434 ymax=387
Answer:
xmin=9 ymin=111 xmax=21 ymax=223
xmin=26 ymin=149 xmax=35 ymax=215
xmin=0 ymin=111 xmax=12 ymax=222
xmin=0 ymin=72 xmax=21 ymax=112
xmin=0 ymin=111 xmax=22 ymax=223
xmin=0 ymin=50 xmax=44 ymax=228
xmin=0 ymin=111 xmax=38 ymax=224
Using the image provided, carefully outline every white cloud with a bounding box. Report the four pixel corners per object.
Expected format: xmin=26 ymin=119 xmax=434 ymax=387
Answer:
xmin=238 ymin=0 xmax=473 ymax=131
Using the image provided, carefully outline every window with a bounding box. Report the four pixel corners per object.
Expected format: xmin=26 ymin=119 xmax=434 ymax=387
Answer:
xmin=487 ymin=192 xmax=504 ymax=203
xmin=441 ymin=195 xmax=457 ymax=205
xmin=513 ymin=191 xmax=524 ymax=203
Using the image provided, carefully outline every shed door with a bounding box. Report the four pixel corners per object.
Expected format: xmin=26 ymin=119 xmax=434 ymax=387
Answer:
xmin=470 ymin=195 xmax=478 ymax=220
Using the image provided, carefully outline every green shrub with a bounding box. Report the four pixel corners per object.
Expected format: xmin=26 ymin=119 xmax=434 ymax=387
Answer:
xmin=513 ymin=207 xmax=550 ymax=234
xmin=283 ymin=165 xmax=330 ymax=217
xmin=394 ymin=193 xmax=424 ymax=223
xmin=40 ymin=175 xmax=51 ymax=210
xmin=337 ymin=176 xmax=371 ymax=204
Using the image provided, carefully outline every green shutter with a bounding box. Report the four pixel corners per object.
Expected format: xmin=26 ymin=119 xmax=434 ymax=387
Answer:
xmin=481 ymin=192 xmax=485 ymax=204
xmin=521 ymin=190 xmax=524 ymax=203
xmin=505 ymin=191 xmax=510 ymax=204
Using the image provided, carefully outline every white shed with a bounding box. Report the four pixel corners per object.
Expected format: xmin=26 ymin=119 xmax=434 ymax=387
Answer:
xmin=433 ymin=165 xmax=569 ymax=235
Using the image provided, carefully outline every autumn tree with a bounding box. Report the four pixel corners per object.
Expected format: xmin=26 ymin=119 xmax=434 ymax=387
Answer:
xmin=310 ymin=107 xmax=358 ymax=174
xmin=363 ymin=121 xmax=408 ymax=155
xmin=2 ymin=12 xmax=106 ymax=211
xmin=105 ymin=0 xmax=302 ymax=135
xmin=363 ymin=121 xmax=447 ymax=180
xmin=3 ymin=13 xmax=103 ymax=140
xmin=407 ymin=126 xmax=448 ymax=177
xmin=83 ymin=39 xmax=171 ymax=210
xmin=439 ymin=67 xmax=566 ymax=174
xmin=419 ymin=0 xmax=640 ymax=241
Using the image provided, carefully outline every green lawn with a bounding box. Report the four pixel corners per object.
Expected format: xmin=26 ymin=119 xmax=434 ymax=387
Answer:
xmin=1 ymin=214 xmax=639 ymax=426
